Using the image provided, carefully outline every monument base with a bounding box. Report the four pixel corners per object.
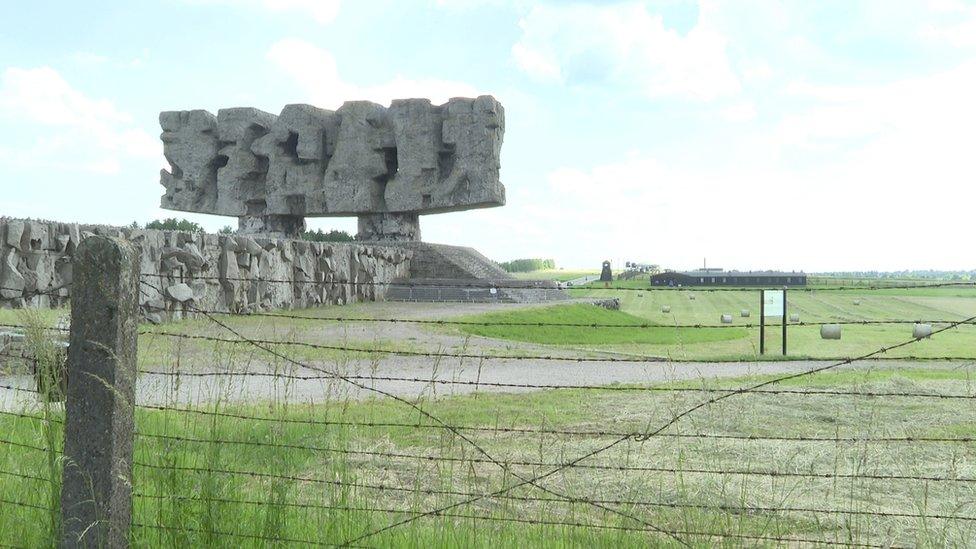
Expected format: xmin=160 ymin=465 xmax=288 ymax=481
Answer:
xmin=238 ymin=214 xmax=306 ymax=240
xmin=356 ymin=213 xmax=421 ymax=242
xmin=371 ymin=241 xmax=569 ymax=303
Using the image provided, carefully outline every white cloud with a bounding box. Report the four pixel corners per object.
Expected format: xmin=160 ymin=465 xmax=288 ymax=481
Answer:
xmin=0 ymin=66 xmax=159 ymax=173
xmin=510 ymin=1 xmax=740 ymax=101
xmin=478 ymin=60 xmax=976 ymax=271
xmin=779 ymin=62 xmax=976 ymax=156
xmin=265 ymin=38 xmax=480 ymax=107
xmin=738 ymin=58 xmax=773 ymax=84
xmin=511 ymin=42 xmax=561 ymax=82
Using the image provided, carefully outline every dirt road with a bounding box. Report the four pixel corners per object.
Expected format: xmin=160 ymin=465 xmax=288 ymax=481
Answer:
xmin=1 ymin=356 xmax=958 ymax=409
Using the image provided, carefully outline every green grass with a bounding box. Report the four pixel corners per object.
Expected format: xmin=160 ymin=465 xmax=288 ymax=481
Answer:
xmin=3 ymin=352 xmax=976 ymax=547
xmin=544 ymin=285 xmax=976 ymax=360
xmin=457 ymin=303 xmax=746 ymax=346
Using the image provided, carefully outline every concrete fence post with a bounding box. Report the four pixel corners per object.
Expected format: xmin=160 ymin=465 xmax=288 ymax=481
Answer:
xmin=61 ymin=236 xmax=139 ymax=548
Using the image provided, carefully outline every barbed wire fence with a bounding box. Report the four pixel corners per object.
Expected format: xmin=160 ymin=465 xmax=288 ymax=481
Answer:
xmin=0 ymin=270 xmax=975 ymax=547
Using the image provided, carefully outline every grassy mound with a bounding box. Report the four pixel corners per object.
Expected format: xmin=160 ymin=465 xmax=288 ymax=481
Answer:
xmin=458 ymin=303 xmax=747 ymax=345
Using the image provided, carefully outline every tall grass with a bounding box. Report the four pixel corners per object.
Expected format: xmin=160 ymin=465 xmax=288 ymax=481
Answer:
xmin=2 ymin=318 xmax=976 ymax=546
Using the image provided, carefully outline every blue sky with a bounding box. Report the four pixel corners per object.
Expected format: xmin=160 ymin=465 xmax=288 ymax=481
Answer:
xmin=1 ymin=0 xmax=975 ymax=271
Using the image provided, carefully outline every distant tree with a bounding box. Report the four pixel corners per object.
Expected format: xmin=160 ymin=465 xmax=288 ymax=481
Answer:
xmin=301 ymin=228 xmax=354 ymax=242
xmin=218 ymin=225 xmax=235 ymax=234
xmin=499 ymin=258 xmax=556 ymax=273
xmin=144 ymin=218 xmax=204 ymax=233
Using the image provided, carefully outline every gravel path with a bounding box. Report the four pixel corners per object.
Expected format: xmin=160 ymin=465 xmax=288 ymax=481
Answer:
xmin=1 ymin=357 xmax=961 ymax=410
xmin=2 ymin=301 xmax=968 ymax=409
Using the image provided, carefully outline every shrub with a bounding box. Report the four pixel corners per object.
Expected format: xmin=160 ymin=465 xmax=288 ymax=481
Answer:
xmin=498 ymin=258 xmax=556 ymax=273
xmin=301 ymin=229 xmax=354 ymax=242
xmin=143 ymin=218 xmax=205 ymax=233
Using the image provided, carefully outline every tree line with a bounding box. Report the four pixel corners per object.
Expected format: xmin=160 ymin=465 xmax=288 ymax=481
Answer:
xmin=498 ymin=258 xmax=556 ymax=273
xmin=132 ymin=219 xmax=353 ymax=242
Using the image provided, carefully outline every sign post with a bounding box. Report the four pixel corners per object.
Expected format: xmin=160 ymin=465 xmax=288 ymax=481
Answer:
xmin=759 ymin=291 xmax=765 ymax=355
xmin=782 ymin=290 xmax=788 ymax=356
xmin=761 ymin=289 xmax=787 ymax=356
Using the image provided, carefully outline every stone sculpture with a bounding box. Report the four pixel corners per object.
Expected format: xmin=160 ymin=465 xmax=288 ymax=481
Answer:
xmin=0 ymin=218 xmax=410 ymax=318
xmin=160 ymin=96 xmax=505 ymax=240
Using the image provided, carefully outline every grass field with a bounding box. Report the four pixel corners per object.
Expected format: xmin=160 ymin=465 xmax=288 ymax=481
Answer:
xmin=3 ymin=354 xmax=976 ymax=547
xmin=3 ymin=289 xmax=976 ymax=546
xmin=453 ymin=285 xmax=976 ymax=360
xmin=457 ymin=303 xmax=746 ymax=346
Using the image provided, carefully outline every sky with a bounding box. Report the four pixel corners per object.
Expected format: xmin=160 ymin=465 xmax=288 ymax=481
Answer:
xmin=1 ymin=0 xmax=975 ymax=272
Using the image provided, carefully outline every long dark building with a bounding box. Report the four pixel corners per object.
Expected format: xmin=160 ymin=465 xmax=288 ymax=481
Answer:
xmin=650 ymin=269 xmax=807 ymax=287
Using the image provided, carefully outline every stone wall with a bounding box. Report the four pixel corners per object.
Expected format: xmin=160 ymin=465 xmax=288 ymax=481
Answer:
xmin=0 ymin=218 xmax=411 ymax=320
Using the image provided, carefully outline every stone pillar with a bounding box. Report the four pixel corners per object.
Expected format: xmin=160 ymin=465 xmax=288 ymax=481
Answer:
xmin=356 ymin=212 xmax=421 ymax=241
xmin=61 ymin=236 xmax=139 ymax=548
xmin=237 ymin=214 xmax=306 ymax=239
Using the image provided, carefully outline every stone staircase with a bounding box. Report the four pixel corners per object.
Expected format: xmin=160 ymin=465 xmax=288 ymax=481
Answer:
xmin=394 ymin=242 xmax=513 ymax=279
xmin=363 ymin=241 xmax=568 ymax=303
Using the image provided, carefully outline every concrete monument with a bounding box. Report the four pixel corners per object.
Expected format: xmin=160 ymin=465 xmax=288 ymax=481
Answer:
xmin=160 ymin=96 xmax=505 ymax=241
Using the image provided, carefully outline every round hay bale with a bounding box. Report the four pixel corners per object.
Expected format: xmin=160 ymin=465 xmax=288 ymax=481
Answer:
xmin=853 ymin=299 xmax=861 ymax=306
xmin=820 ymin=324 xmax=842 ymax=340
xmin=721 ymin=314 xmax=733 ymax=324
xmin=740 ymin=309 xmax=750 ymax=318
xmin=789 ymin=313 xmax=800 ymax=322
xmin=913 ymin=323 xmax=933 ymax=339
xmin=689 ymin=294 xmax=696 ymax=301
xmin=661 ymin=305 xmax=671 ymax=313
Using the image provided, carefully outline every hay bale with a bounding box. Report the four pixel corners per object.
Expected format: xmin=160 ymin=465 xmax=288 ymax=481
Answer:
xmin=721 ymin=314 xmax=733 ymax=324
xmin=913 ymin=323 xmax=933 ymax=339
xmin=740 ymin=309 xmax=750 ymax=318
xmin=820 ymin=324 xmax=842 ymax=340
xmin=661 ymin=305 xmax=671 ymax=313
xmin=789 ymin=313 xmax=800 ymax=322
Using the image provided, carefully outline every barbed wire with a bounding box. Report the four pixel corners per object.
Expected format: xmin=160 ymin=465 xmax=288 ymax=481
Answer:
xmin=0 ymin=319 xmax=961 ymax=362
xmin=137 ymin=279 xmax=689 ymax=546
xmin=0 ymin=469 xmax=51 ymax=484
xmin=0 ymin=410 xmax=62 ymax=424
xmin=0 ymin=286 xmax=70 ymax=301
xmin=342 ymin=313 xmax=976 ymax=544
xmin=0 ymin=383 xmax=39 ymax=395
xmin=134 ymin=428 xmax=976 ymax=455
xmin=134 ymin=369 xmax=976 ymax=398
xmin=131 ymin=487 xmax=975 ymax=523
xmin=132 ymin=402 xmax=976 ymax=446
xmin=139 ymin=304 xmax=976 ymax=330
xmin=1 ymin=275 xmax=968 ymax=544
xmin=133 ymin=459 xmax=976 ymax=497
xmin=132 ymin=521 xmax=354 ymax=548
xmin=138 ymin=273 xmax=976 ymax=293
xmin=136 ymin=328 xmax=976 ymax=364
xmin=0 ymin=324 xmax=68 ymax=334
xmin=0 ymin=497 xmax=53 ymax=512
xmin=129 ymin=492 xmax=899 ymax=548
xmin=0 ymin=436 xmax=59 ymax=454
